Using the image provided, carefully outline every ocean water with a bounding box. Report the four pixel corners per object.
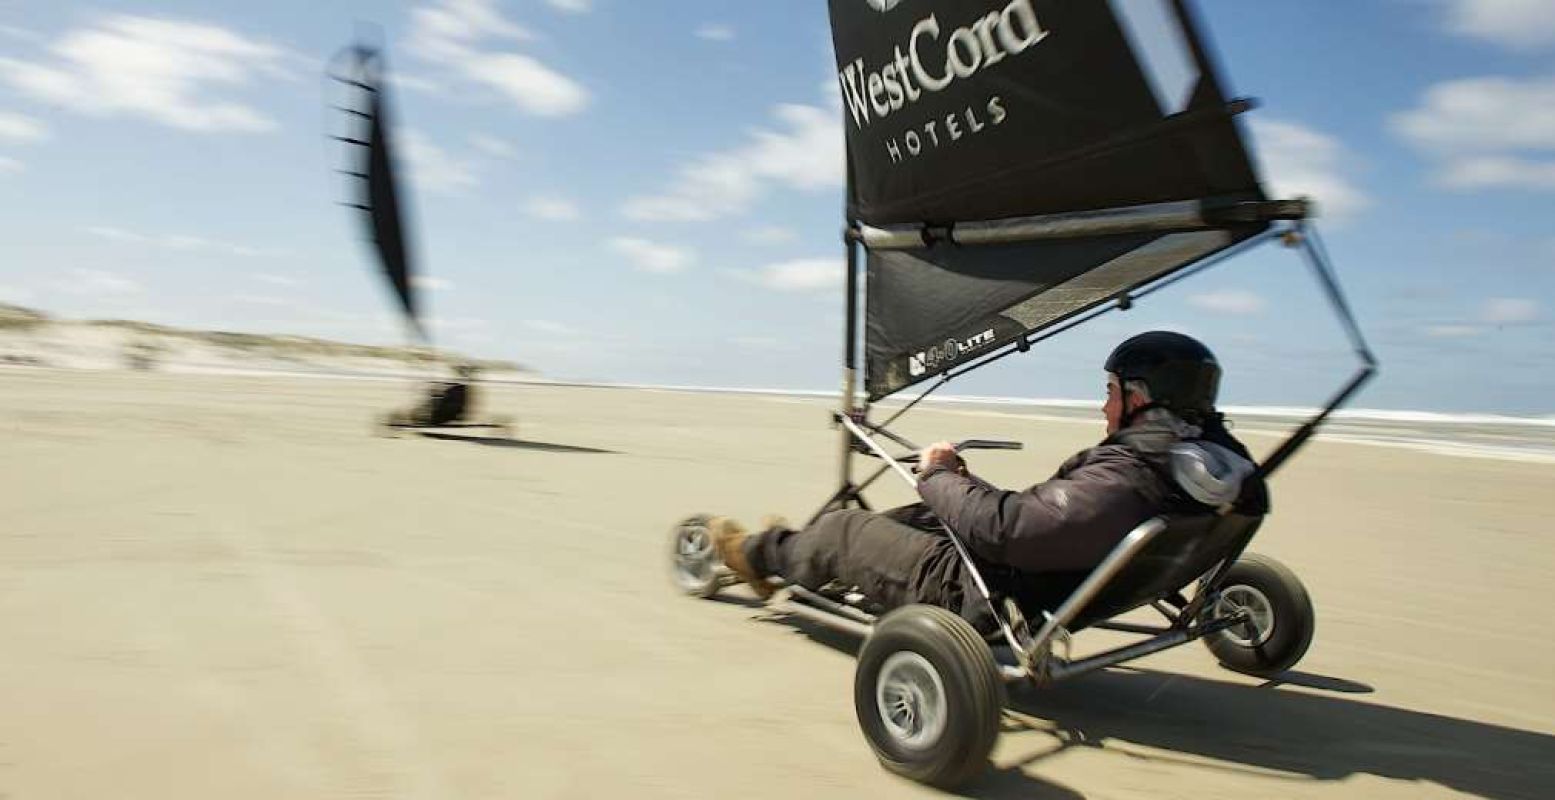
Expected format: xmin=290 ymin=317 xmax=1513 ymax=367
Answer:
xmin=900 ymin=394 xmax=1555 ymax=465
xmin=494 ymin=379 xmax=1555 ymax=465
xmin=601 ymin=384 xmax=1555 ymax=465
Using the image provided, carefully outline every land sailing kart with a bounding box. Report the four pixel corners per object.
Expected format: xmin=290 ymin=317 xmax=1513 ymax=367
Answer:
xmin=328 ymin=43 xmax=516 ymax=442
xmin=672 ymin=429 xmax=1330 ymax=787
xmin=671 ymin=0 xmax=1377 ymax=789
xmin=375 ymin=378 xmax=516 ymax=440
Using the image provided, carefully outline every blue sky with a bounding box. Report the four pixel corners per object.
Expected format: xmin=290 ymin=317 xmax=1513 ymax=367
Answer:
xmin=0 ymin=1 xmax=1551 ymax=414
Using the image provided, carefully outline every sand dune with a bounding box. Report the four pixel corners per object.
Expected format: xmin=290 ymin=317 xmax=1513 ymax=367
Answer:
xmin=1 ymin=369 xmax=1550 ymax=798
xmin=0 ymin=304 xmax=527 ymax=379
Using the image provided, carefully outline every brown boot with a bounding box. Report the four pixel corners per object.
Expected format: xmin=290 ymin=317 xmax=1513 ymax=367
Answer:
xmin=758 ymin=514 xmax=792 ymax=534
xmin=708 ymin=516 xmax=774 ymax=600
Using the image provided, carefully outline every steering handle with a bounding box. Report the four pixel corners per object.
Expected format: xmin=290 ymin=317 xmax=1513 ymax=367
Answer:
xmin=896 ymin=438 xmax=1023 ymax=463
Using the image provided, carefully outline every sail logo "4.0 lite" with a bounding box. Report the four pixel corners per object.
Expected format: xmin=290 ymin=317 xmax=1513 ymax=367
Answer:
xmin=908 ymin=328 xmax=997 ymax=377
xmin=839 ymin=0 xmax=1048 ymax=164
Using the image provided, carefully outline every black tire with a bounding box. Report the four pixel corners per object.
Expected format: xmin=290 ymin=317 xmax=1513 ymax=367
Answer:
xmin=669 ymin=514 xmax=721 ymax=598
xmin=1202 ymin=553 xmax=1315 ymax=677
xmin=854 ymin=605 xmax=1003 ymax=789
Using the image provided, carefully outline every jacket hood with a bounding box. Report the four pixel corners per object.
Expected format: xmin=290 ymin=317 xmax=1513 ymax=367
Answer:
xmin=1110 ymin=413 xmax=1258 ymax=509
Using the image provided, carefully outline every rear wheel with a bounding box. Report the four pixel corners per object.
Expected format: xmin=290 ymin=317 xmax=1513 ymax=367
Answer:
xmin=669 ymin=514 xmax=721 ymax=598
xmin=854 ymin=605 xmax=1003 ymax=789
xmin=1202 ymin=553 xmax=1314 ymax=677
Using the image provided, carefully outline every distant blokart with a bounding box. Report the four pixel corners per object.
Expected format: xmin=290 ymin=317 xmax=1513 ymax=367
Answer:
xmin=671 ymin=0 xmax=1376 ymax=790
xmin=329 ymin=43 xmax=517 ymax=442
xmin=376 ymin=371 xmax=515 ymax=440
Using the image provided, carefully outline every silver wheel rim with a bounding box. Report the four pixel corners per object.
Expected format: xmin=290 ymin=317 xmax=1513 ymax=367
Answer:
xmin=875 ymin=651 xmax=948 ymax=751
xmin=1215 ymin=584 xmax=1275 ymax=647
xmin=672 ymin=524 xmax=716 ymax=591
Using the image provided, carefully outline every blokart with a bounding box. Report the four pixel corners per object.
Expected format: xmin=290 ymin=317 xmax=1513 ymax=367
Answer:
xmin=671 ymin=0 xmax=1376 ymax=789
xmin=329 ymin=43 xmax=515 ymax=442
xmin=376 ymin=366 xmax=517 ymax=440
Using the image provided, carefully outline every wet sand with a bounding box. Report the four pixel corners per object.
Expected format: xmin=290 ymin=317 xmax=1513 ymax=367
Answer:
xmin=2 ymin=369 xmax=1551 ymax=799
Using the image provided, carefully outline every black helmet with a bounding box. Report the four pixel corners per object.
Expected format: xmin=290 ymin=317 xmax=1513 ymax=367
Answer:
xmin=1105 ymin=331 xmax=1221 ymax=420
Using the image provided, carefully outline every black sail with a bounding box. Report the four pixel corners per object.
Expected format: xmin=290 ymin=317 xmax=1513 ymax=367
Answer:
xmin=337 ymin=47 xmax=422 ymax=338
xmin=827 ymin=0 xmax=1275 ymax=399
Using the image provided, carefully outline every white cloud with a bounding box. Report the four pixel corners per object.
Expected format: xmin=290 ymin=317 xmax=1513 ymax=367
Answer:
xmin=60 ymin=268 xmax=142 ymax=296
xmin=546 ymin=0 xmax=592 ymax=13
xmin=745 ymin=258 xmax=841 ymax=293
xmin=732 ymin=336 xmax=784 ymax=349
xmin=399 ymin=129 xmax=477 ymax=193
xmin=1424 ymin=324 xmax=1484 ymax=338
xmin=469 ymin=133 xmax=517 ymax=159
xmin=1438 ymin=155 xmax=1555 ymax=189
xmin=0 ymin=25 xmax=42 ymax=44
xmin=413 ymin=276 xmax=452 ymax=291
xmin=623 ymin=102 xmax=843 ymax=222
xmin=523 ymin=195 xmax=581 ymax=221
xmin=743 ymin=225 xmax=797 ymax=246
xmin=0 ymin=112 xmax=46 ymax=143
xmin=1393 ymin=75 xmax=1555 ymax=191
xmin=696 ymin=24 xmax=735 ymax=42
xmin=0 ymin=156 xmax=21 ymax=174
xmin=459 ymin=52 xmax=589 ymax=117
xmin=0 ymin=285 xmax=36 ymax=304
xmin=610 ymin=237 xmax=693 ymax=274
xmin=84 ymin=225 xmax=267 ymax=257
xmin=84 ymin=226 xmax=148 ymax=243
xmin=409 ymin=0 xmax=587 ymax=118
xmin=1417 ymin=298 xmax=1539 ymax=339
xmin=0 ymin=15 xmax=289 ymax=132
xmin=429 ymin=315 xmax=490 ymax=338
xmin=1247 ymin=119 xmax=1369 ymax=221
xmin=253 ymin=273 xmax=300 ymax=288
xmin=1439 ymin=0 xmax=1555 ymax=49
xmin=234 ymin=294 xmax=286 ymax=307
xmin=1394 ymin=76 xmax=1555 ymax=152
xmin=524 ymin=319 xmax=578 ymax=336
xmin=1186 ymin=290 xmax=1267 ymax=315
xmin=1481 ymin=297 xmax=1539 ymax=323
xmin=410 ymin=0 xmax=529 ymax=56
xmin=387 ymin=73 xmax=444 ymax=94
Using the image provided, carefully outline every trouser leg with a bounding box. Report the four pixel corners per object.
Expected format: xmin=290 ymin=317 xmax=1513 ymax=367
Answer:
xmin=745 ymin=509 xmax=941 ymax=612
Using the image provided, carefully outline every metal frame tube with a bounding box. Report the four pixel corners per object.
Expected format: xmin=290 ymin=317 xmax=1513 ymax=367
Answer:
xmin=786 ymin=585 xmax=878 ymax=626
xmin=1045 ymin=610 xmax=1248 ymax=682
xmin=1028 ymin=518 xmax=1169 ymax=651
xmin=838 ymin=229 xmax=860 ymax=486
xmin=1047 ymin=630 xmax=1191 ymax=681
xmin=1092 ymin=620 xmax=1173 ymax=636
xmin=776 ymin=598 xmax=874 ymax=639
xmin=837 ymin=414 xmax=919 ymax=488
xmin=856 ymin=199 xmax=1306 ymax=251
xmin=1255 ymin=225 xmax=1378 ymax=480
xmin=834 ymin=414 xmax=1024 ymax=655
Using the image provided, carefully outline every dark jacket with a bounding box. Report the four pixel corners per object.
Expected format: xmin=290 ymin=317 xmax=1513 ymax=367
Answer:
xmin=916 ymin=417 xmax=1268 ymax=576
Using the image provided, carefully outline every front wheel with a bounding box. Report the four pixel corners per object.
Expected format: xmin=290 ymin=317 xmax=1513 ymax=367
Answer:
xmin=1201 ymin=553 xmax=1315 ymax=677
xmin=669 ymin=514 xmax=721 ymax=598
xmin=854 ymin=605 xmax=1003 ymax=789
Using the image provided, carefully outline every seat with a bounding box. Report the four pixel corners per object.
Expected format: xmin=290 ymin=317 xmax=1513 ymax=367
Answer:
xmin=1067 ymin=512 xmax=1262 ymax=631
xmin=997 ymin=513 xmax=1262 ymax=634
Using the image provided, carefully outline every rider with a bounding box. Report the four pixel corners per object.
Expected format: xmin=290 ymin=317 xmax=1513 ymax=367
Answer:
xmin=418 ymin=362 xmax=478 ymax=425
xmin=709 ymin=331 xmax=1270 ymax=632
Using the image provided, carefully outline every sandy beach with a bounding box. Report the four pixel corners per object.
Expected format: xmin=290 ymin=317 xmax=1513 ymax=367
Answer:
xmin=2 ymin=368 xmax=1552 ymax=799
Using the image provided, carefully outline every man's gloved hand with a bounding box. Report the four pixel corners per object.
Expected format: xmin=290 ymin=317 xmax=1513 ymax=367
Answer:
xmin=918 ymin=441 xmax=968 ymax=477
